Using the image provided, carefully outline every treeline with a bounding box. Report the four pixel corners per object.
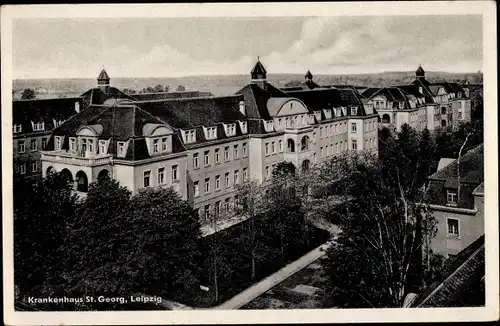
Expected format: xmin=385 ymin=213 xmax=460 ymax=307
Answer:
xmin=122 ymin=84 xmax=186 ymax=95
xmin=13 ymin=164 xmax=329 ymax=310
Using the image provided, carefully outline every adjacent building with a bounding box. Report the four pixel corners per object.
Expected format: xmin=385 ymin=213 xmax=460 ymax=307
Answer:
xmin=12 ymin=97 xmax=83 ymax=184
xmin=362 ymin=65 xmax=472 ymax=132
xmin=39 ymin=60 xmax=379 ymax=223
xmin=425 ymin=144 xmax=484 ymax=257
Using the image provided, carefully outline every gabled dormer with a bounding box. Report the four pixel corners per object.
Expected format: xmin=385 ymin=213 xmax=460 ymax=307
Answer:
xmin=203 ymin=126 xmax=218 ymax=141
xmin=334 ymin=107 xmax=342 ymax=118
xmin=13 ymin=124 xmax=22 ymax=133
xmin=263 ymin=120 xmax=274 ymax=132
xmin=98 ymin=139 xmax=111 ymax=155
xmin=314 ymin=110 xmax=322 ymax=121
xmin=323 ymin=109 xmax=333 ymax=119
xmin=116 ymin=139 xmax=130 ymax=158
xmin=350 ymin=107 xmax=358 ymax=116
xmin=53 ymin=118 xmax=65 ymax=128
xmin=238 ymin=120 xmax=248 ymax=134
xmin=307 ymin=114 xmax=315 ymax=125
xmin=341 ymin=106 xmax=347 ymax=116
xmin=181 ymin=129 xmax=197 ymax=144
xmin=222 ymin=123 xmax=237 ymax=137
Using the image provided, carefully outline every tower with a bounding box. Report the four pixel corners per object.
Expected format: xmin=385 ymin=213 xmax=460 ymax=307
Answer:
xmin=305 ymin=70 xmax=313 ymax=83
xmin=250 ymin=57 xmax=267 ymax=89
xmin=97 ymin=68 xmax=111 ymax=94
xmin=415 ymin=65 xmax=425 ymax=80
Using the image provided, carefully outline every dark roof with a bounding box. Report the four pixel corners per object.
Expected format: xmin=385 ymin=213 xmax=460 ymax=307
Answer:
xmin=12 ymin=97 xmax=83 ymax=133
xmin=397 ymin=85 xmax=426 ymax=98
xmin=428 ymin=144 xmax=484 ymax=184
xmin=416 ymin=65 xmax=425 ymax=76
xmin=138 ymin=94 xmax=246 ymax=129
xmin=97 ymin=69 xmax=110 ymax=81
xmin=236 ymin=82 xmax=291 ymax=120
xmin=80 ymin=87 xmax=136 ymax=106
xmin=362 ymin=87 xmax=382 ymax=98
xmin=131 ymin=91 xmax=213 ymax=102
xmin=412 ymin=235 xmax=485 ymax=307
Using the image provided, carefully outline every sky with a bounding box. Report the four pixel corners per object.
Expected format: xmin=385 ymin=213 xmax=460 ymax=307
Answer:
xmin=12 ymin=15 xmax=482 ymax=79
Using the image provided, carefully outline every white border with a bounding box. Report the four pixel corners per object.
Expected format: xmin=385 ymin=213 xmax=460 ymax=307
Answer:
xmin=2 ymin=2 xmax=498 ymax=325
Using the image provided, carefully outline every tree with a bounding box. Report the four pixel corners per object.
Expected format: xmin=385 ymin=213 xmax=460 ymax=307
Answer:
xmin=60 ymin=181 xmax=203 ymax=308
xmin=176 ymin=85 xmax=186 ymax=92
xmin=21 ymin=88 xmax=36 ymax=99
xmin=153 ymin=85 xmax=164 ymax=93
xmin=122 ymin=88 xmax=137 ymax=94
xmin=321 ymin=154 xmax=438 ymax=308
xmin=14 ymin=173 xmax=77 ymax=298
xmin=284 ymin=80 xmax=302 ymax=87
xmin=272 ymin=161 xmax=296 ymax=179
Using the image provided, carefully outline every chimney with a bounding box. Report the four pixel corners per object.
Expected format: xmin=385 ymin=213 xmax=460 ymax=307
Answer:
xmin=239 ymin=101 xmax=246 ymax=116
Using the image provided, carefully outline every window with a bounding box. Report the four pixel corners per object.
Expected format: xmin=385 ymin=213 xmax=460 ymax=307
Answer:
xmin=204 ymin=151 xmax=210 ymax=166
xmin=224 ymin=198 xmax=230 ymax=212
xmin=171 ymin=165 xmax=178 ymax=181
xmin=215 ymin=201 xmax=221 ymax=216
xmin=184 ymin=130 xmax=196 ymax=143
xmin=117 ymin=141 xmax=126 ymax=157
xmin=271 ymin=141 xmax=276 ymax=154
xmin=205 ymin=178 xmax=210 ymax=193
xmin=162 ymin=137 xmax=168 ymax=151
xmin=99 ymin=140 xmax=106 ymax=154
xmin=204 ymin=205 xmax=211 ymax=220
xmin=447 ymin=218 xmax=459 ymax=236
xmin=42 ymin=137 xmax=48 ymax=149
xmin=320 ymin=146 xmax=324 ymax=158
xmin=352 ymin=140 xmax=357 ymax=150
xmin=447 ymin=189 xmax=457 ymax=204
xmin=224 ymin=146 xmax=230 ymax=161
xmin=265 ymin=166 xmax=270 ymax=179
xmin=458 ymin=112 xmax=463 ymax=120
xmin=265 ymin=142 xmax=270 ymax=156
xmin=225 ymin=172 xmax=230 ymax=187
xmin=193 ymin=153 xmax=199 ymax=168
xmin=320 ymin=127 xmax=324 ymax=138
xmin=233 ymin=144 xmax=239 ymax=159
xmin=153 ymin=139 xmax=160 ymax=153
xmin=20 ymin=163 xmax=26 ymax=175
xmin=242 ymin=143 xmax=248 ymax=157
xmin=55 ymin=136 xmax=62 ymax=150
xmin=88 ymin=139 xmax=94 ymax=153
xmin=214 ymin=148 xmax=220 ymax=163
xmin=29 ymin=139 xmax=37 ymax=151
xmin=143 ymin=171 xmax=151 ymax=187
xmin=158 ymin=167 xmax=165 ymax=184
xmin=351 ymin=123 xmax=357 ymax=133
xmin=194 ymin=181 xmax=200 ymax=197
xmin=32 ymin=121 xmax=45 ymax=131
xmin=243 ymin=168 xmax=248 ymax=181
xmin=18 ymin=140 xmax=25 ymax=153
xmin=13 ymin=124 xmax=22 ymax=133
xmin=234 ymin=170 xmax=239 ymax=185
xmin=279 ymin=140 xmax=283 ymax=152
xmin=215 ymin=175 xmax=221 ymax=190
xmin=31 ymin=161 xmax=37 ymax=172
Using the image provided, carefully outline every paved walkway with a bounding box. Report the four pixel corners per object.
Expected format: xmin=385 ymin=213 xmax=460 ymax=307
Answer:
xmin=212 ymin=240 xmax=334 ymax=310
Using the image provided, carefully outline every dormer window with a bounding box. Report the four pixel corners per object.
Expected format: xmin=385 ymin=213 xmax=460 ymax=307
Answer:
xmin=223 ymin=123 xmax=237 ymax=137
xmin=13 ymin=124 xmax=22 ymax=133
xmin=182 ymin=129 xmax=196 ymax=144
xmin=350 ymin=107 xmax=358 ymax=115
xmin=341 ymin=107 xmax=347 ymax=116
xmin=314 ymin=110 xmax=322 ymax=121
xmin=203 ymin=126 xmax=218 ymax=140
xmin=334 ymin=108 xmax=341 ymax=117
xmin=69 ymin=137 xmax=77 ymax=151
xmin=263 ymin=120 xmax=274 ymax=132
xmin=308 ymin=114 xmax=315 ymax=124
xmin=117 ymin=141 xmax=126 ymax=157
xmin=153 ymin=139 xmax=160 ymax=153
xmin=54 ymin=136 xmax=64 ymax=150
xmin=53 ymin=119 xmax=65 ymax=128
xmin=238 ymin=121 xmax=248 ymax=134
xmin=32 ymin=121 xmax=45 ymax=131
xmin=323 ymin=109 xmax=332 ymax=119
xmin=458 ymin=92 xmax=462 ymax=98
xmin=99 ymin=140 xmax=107 ymax=154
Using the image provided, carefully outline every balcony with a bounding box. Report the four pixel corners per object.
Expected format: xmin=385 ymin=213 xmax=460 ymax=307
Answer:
xmin=41 ymin=150 xmax=113 ymax=167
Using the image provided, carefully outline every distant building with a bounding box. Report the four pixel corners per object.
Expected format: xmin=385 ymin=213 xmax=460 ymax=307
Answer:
xmin=12 ymin=97 xmax=83 ymax=184
xmin=40 ymin=60 xmax=379 ymax=224
xmin=362 ymin=65 xmax=472 ymax=132
xmin=406 ymin=234 xmax=484 ymax=307
xmin=425 ymin=144 xmax=484 ymax=257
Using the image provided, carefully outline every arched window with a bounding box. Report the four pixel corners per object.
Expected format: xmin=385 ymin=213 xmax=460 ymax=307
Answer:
xmin=60 ymin=168 xmax=73 ymax=185
xmin=382 ymin=114 xmax=391 ymax=123
xmin=301 ymin=160 xmax=310 ymax=173
xmin=441 ymin=107 xmax=447 ymax=115
xmin=287 ymin=139 xmax=295 ymax=153
xmin=300 ymin=135 xmax=310 ymax=151
xmin=75 ymin=171 xmax=88 ymax=192
xmin=97 ymin=169 xmax=110 ymax=182
xmin=46 ymin=166 xmax=56 ymax=176
xmin=441 ymin=120 xmax=447 ymax=127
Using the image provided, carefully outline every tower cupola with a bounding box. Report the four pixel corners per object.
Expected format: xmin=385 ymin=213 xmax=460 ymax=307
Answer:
xmin=97 ymin=68 xmax=111 ymax=94
xmin=415 ymin=65 xmax=425 ymax=79
xmin=251 ymin=57 xmax=267 ymax=82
